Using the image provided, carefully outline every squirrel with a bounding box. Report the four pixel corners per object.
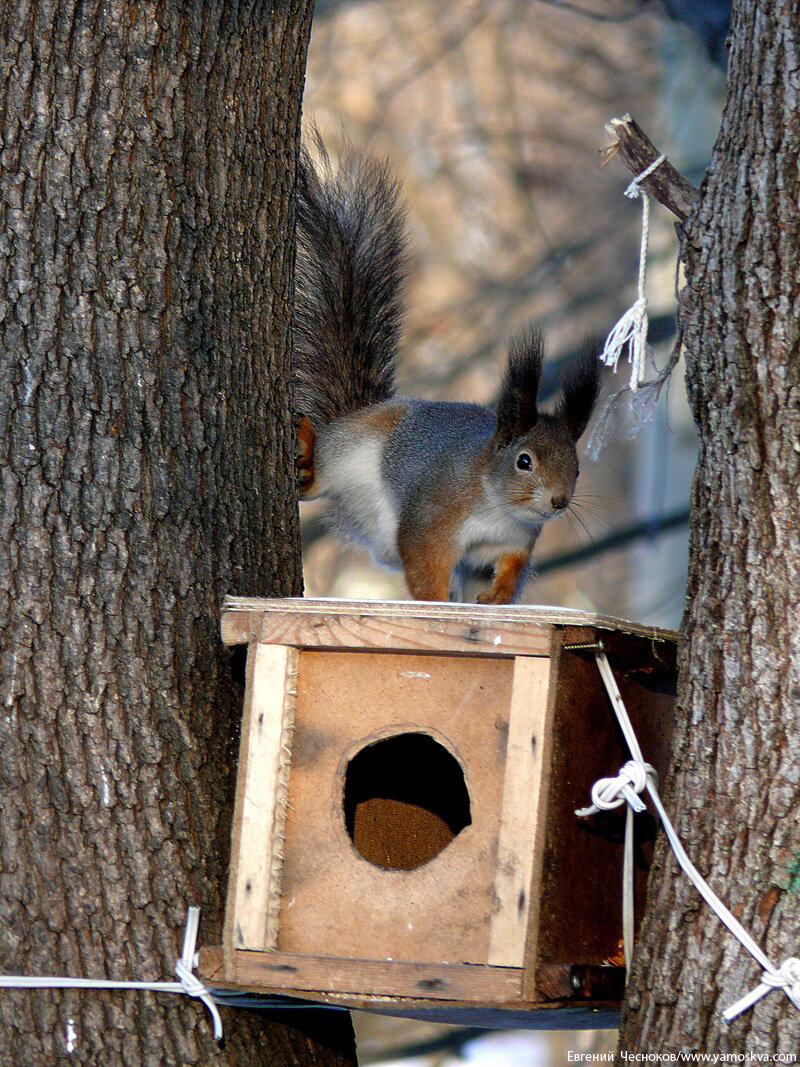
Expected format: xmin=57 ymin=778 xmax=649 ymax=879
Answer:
xmin=293 ymin=139 xmax=601 ymax=604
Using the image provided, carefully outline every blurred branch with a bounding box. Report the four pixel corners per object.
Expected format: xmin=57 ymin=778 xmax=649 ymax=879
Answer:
xmin=533 ymin=0 xmax=645 ymax=22
xmin=536 ymin=505 xmax=690 ymax=576
xmin=367 ymin=0 xmax=491 ymax=125
xmin=359 ymin=1025 xmax=486 ymax=1064
xmin=314 ymin=0 xmax=644 ymax=24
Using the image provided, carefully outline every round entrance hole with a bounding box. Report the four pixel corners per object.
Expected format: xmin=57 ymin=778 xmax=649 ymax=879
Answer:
xmin=343 ymin=731 xmax=472 ymax=871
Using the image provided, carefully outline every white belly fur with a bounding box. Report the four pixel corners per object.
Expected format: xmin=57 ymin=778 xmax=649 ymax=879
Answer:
xmin=316 ymin=432 xmax=400 ymax=567
xmin=457 ymin=504 xmax=538 ymax=567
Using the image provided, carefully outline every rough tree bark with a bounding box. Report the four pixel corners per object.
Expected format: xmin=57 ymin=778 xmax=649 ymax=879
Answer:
xmin=619 ymin=0 xmax=800 ymax=1056
xmin=0 ymin=1 xmax=357 ymax=1064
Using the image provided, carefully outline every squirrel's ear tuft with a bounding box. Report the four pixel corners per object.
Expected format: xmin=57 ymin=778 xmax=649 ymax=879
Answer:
xmin=557 ymin=341 xmax=602 ymax=441
xmin=494 ymin=328 xmax=545 ymax=448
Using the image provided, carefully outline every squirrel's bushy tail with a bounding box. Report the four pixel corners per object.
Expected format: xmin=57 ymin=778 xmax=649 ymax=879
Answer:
xmin=293 ymin=136 xmax=408 ymax=426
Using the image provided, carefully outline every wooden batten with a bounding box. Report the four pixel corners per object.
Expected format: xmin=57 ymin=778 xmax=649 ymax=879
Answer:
xmin=213 ymin=596 xmax=679 ymax=1024
xmin=198 ymin=945 xmax=623 ymax=1029
xmin=220 ymin=596 xmax=676 ymax=661
xmin=488 ymin=649 xmax=556 ymax=967
xmin=209 ymin=948 xmax=523 ymax=1004
xmin=223 ymin=643 xmax=297 ymax=961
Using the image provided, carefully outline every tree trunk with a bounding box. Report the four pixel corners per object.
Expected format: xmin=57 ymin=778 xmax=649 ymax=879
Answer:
xmin=619 ymin=0 xmax=800 ymax=1055
xmin=0 ymin=1 xmax=356 ymax=1063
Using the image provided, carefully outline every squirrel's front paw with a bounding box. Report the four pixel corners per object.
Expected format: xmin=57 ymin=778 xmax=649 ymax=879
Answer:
xmin=477 ymin=587 xmax=514 ymax=606
xmin=476 ymin=551 xmax=529 ymax=605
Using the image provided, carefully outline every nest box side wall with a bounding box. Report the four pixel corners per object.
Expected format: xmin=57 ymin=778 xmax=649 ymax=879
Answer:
xmin=533 ymin=647 xmax=676 ymax=985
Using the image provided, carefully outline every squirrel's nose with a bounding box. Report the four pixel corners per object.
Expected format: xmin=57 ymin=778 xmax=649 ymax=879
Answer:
xmin=551 ymin=494 xmax=569 ymax=511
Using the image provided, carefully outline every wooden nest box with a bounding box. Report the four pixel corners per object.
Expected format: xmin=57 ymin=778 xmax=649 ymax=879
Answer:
xmin=200 ymin=597 xmax=678 ymax=1028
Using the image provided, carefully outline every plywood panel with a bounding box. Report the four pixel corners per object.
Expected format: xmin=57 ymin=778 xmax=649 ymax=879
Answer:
xmin=277 ymin=649 xmax=515 ymax=965
xmin=530 ymin=646 xmax=675 ymax=994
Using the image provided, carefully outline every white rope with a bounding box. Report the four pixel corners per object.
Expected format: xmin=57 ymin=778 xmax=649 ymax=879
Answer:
xmin=577 ymin=649 xmax=800 ymax=1024
xmin=723 ymin=958 xmax=800 ymax=1022
xmin=0 ymin=907 xmax=224 ymax=1041
xmin=600 ymin=154 xmax=665 ymax=392
xmin=175 ymin=907 xmax=223 ymax=1040
xmin=576 ymin=758 xmax=655 ymax=818
xmin=576 ymin=756 xmax=657 ymax=967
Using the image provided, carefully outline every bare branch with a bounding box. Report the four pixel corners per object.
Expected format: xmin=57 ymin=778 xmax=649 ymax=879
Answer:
xmin=602 ymin=113 xmax=701 ymax=223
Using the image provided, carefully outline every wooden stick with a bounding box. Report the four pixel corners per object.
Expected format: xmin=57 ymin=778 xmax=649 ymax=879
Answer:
xmin=602 ymin=113 xmax=701 ymax=224
xmin=488 ymin=655 xmax=553 ymax=968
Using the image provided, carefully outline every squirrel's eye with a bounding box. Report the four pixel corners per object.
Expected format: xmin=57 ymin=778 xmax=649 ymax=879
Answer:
xmin=516 ymin=453 xmax=533 ymax=471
